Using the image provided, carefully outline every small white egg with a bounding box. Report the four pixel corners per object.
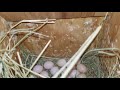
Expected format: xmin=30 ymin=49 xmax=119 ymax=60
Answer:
xmin=75 ymin=70 xmax=80 ymax=77
xmin=69 ymin=69 xmax=79 ymax=78
xmin=44 ymin=61 xmax=54 ymax=70
xmin=40 ymin=71 xmax=49 ymax=77
xmin=77 ymin=64 xmax=87 ymax=73
xmin=76 ymin=74 xmax=87 ymax=78
xmin=33 ymin=65 xmax=43 ymax=73
xmin=50 ymin=66 xmax=59 ymax=75
xmin=57 ymin=59 xmax=67 ymax=67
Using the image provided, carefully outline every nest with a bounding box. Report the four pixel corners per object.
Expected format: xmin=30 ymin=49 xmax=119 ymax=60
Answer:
xmin=0 ymin=17 xmax=57 ymax=78
xmin=81 ymin=48 xmax=120 ymax=78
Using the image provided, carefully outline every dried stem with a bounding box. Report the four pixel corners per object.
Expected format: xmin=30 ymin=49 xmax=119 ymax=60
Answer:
xmin=11 ymin=19 xmax=56 ymax=29
xmin=17 ymin=52 xmax=26 ymax=75
xmin=25 ymin=40 xmax=51 ymax=76
xmin=10 ymin=22 xmax=47 ymax=51
xmin=5 ymin=53 xmax=48 ymax=78
xmin=60 ymin=25 xmax=102 ymax=78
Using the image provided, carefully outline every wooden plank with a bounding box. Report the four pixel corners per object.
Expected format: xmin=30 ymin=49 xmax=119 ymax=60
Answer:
xmin=0 ymin=12 xmax=108 ymax=21
xmin=94 ymin=12 xmax=106 ymax=16
xmin=60 ymin=12 xmax=82 ymax=19
xmin=86 ymin=12 xmax=95 ymax=17
xmin=107 ymin=12 xmax=120 ymax=26
xmin=110 ymin=12 xmax=118 ymax=25
xmin=113 ymin=12 xmax=120 ymax=25
xmin=0 ymin=12 xmax=83 ymax=21
xmin=81 ymin=12 xmax=88 ymax=17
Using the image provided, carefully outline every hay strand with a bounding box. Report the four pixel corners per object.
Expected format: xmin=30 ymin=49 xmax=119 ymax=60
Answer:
xmin=25 ymin=40 xmax=51 ymax=76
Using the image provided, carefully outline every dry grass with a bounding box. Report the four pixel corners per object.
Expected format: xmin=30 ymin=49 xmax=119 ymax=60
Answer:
xmin=80 ymin=48 xmax=120 ymax=78
xmin=0 ymin=18 xmax=56 ymax=78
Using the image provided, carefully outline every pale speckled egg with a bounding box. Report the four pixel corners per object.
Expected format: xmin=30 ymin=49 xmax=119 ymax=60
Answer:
xmin=77 ymin=64 xmax=87 ymax=73
xmin=76 ymin=74 xmax=87 ymax=78
xmin=50 ymin=66 xmax=59 ymax=75
xmin=44 ymin=61 xmax=54 ymax=70
xmin=33 ymin=65 xmax=43 ymax=73
xmin=69 ymin=69 xmax=79 ymax=78
xmin=57 ymin=59 xmax=67 ymax=67
xmin=40 ymin=71 xmax=49 ymax=77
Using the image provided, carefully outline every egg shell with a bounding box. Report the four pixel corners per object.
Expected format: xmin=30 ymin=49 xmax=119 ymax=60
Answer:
xmin=69 ymin=69 xmax=79 ymax=78
xmin=44 ymin=61 xmax=54 ymax=70
xmin=33 ymin=65 xmax=43 ymax=73
xmin=57 ymin=59 xmax=67 ymax=67
xmin=50 ymin=66 xmax=59 ymax=75
xmin=76 ymin=74 xmax=87 ymax=78
xmin=77 ymin=64 xmax=87 ymax=73
xmin=40 ymin=71 xmax=49 ymax=77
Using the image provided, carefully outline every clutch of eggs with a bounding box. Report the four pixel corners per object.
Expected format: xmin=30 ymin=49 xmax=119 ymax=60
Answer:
xmin=32 ymin=58 xmax=88 ymax=78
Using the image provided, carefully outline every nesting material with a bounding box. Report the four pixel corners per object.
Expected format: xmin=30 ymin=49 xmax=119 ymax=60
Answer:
xmin=0 ymin=17 xmax=56 ymax=78
xmin=80 ymin=48 xmax=120 ymax=78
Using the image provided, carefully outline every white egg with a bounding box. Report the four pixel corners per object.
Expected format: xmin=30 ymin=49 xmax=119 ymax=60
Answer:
xmin=69 ymin=69 xmax=79 ymax=78
xmin=44 ymin=61 xmax=54 ymax=70
xmin=75 ymin=70 xmax=80 ymax=77
xmin=40 ymin=71 xmax=49 ymax=77
xmin=50 ymin=66 xmax=59 ymax=75
xmin=77 ymin=64 xmax=87 ymax=73
xmin=57 ymin=59 xmax=67 ymax=67
xmin=76 ymin=74 xmax=87 ymax=78
xmin=33 ymin=65 xmax=43 ymax=73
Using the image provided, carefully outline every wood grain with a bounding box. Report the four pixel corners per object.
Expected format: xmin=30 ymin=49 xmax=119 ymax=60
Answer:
xmin=0 ymin=12 xmax=106 ymax=21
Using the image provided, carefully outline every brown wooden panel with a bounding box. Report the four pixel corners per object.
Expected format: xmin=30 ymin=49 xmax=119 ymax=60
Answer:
xmin=81 ymin=12 xmax=88 ymax=17
xmin=87 ymin=12 xmax=95 ymax=17
xmin=99 ymin=12 xmax=120 ymax=49
xmin=110 ymin=12 xmax=120 ymax=25
xmin=94 ymin=12 xmax=106 ymax=16
xmin=0 ymin=12 xmax=106 ymax=21
xmin=0 ymin=12 xmax=28 ymax=21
